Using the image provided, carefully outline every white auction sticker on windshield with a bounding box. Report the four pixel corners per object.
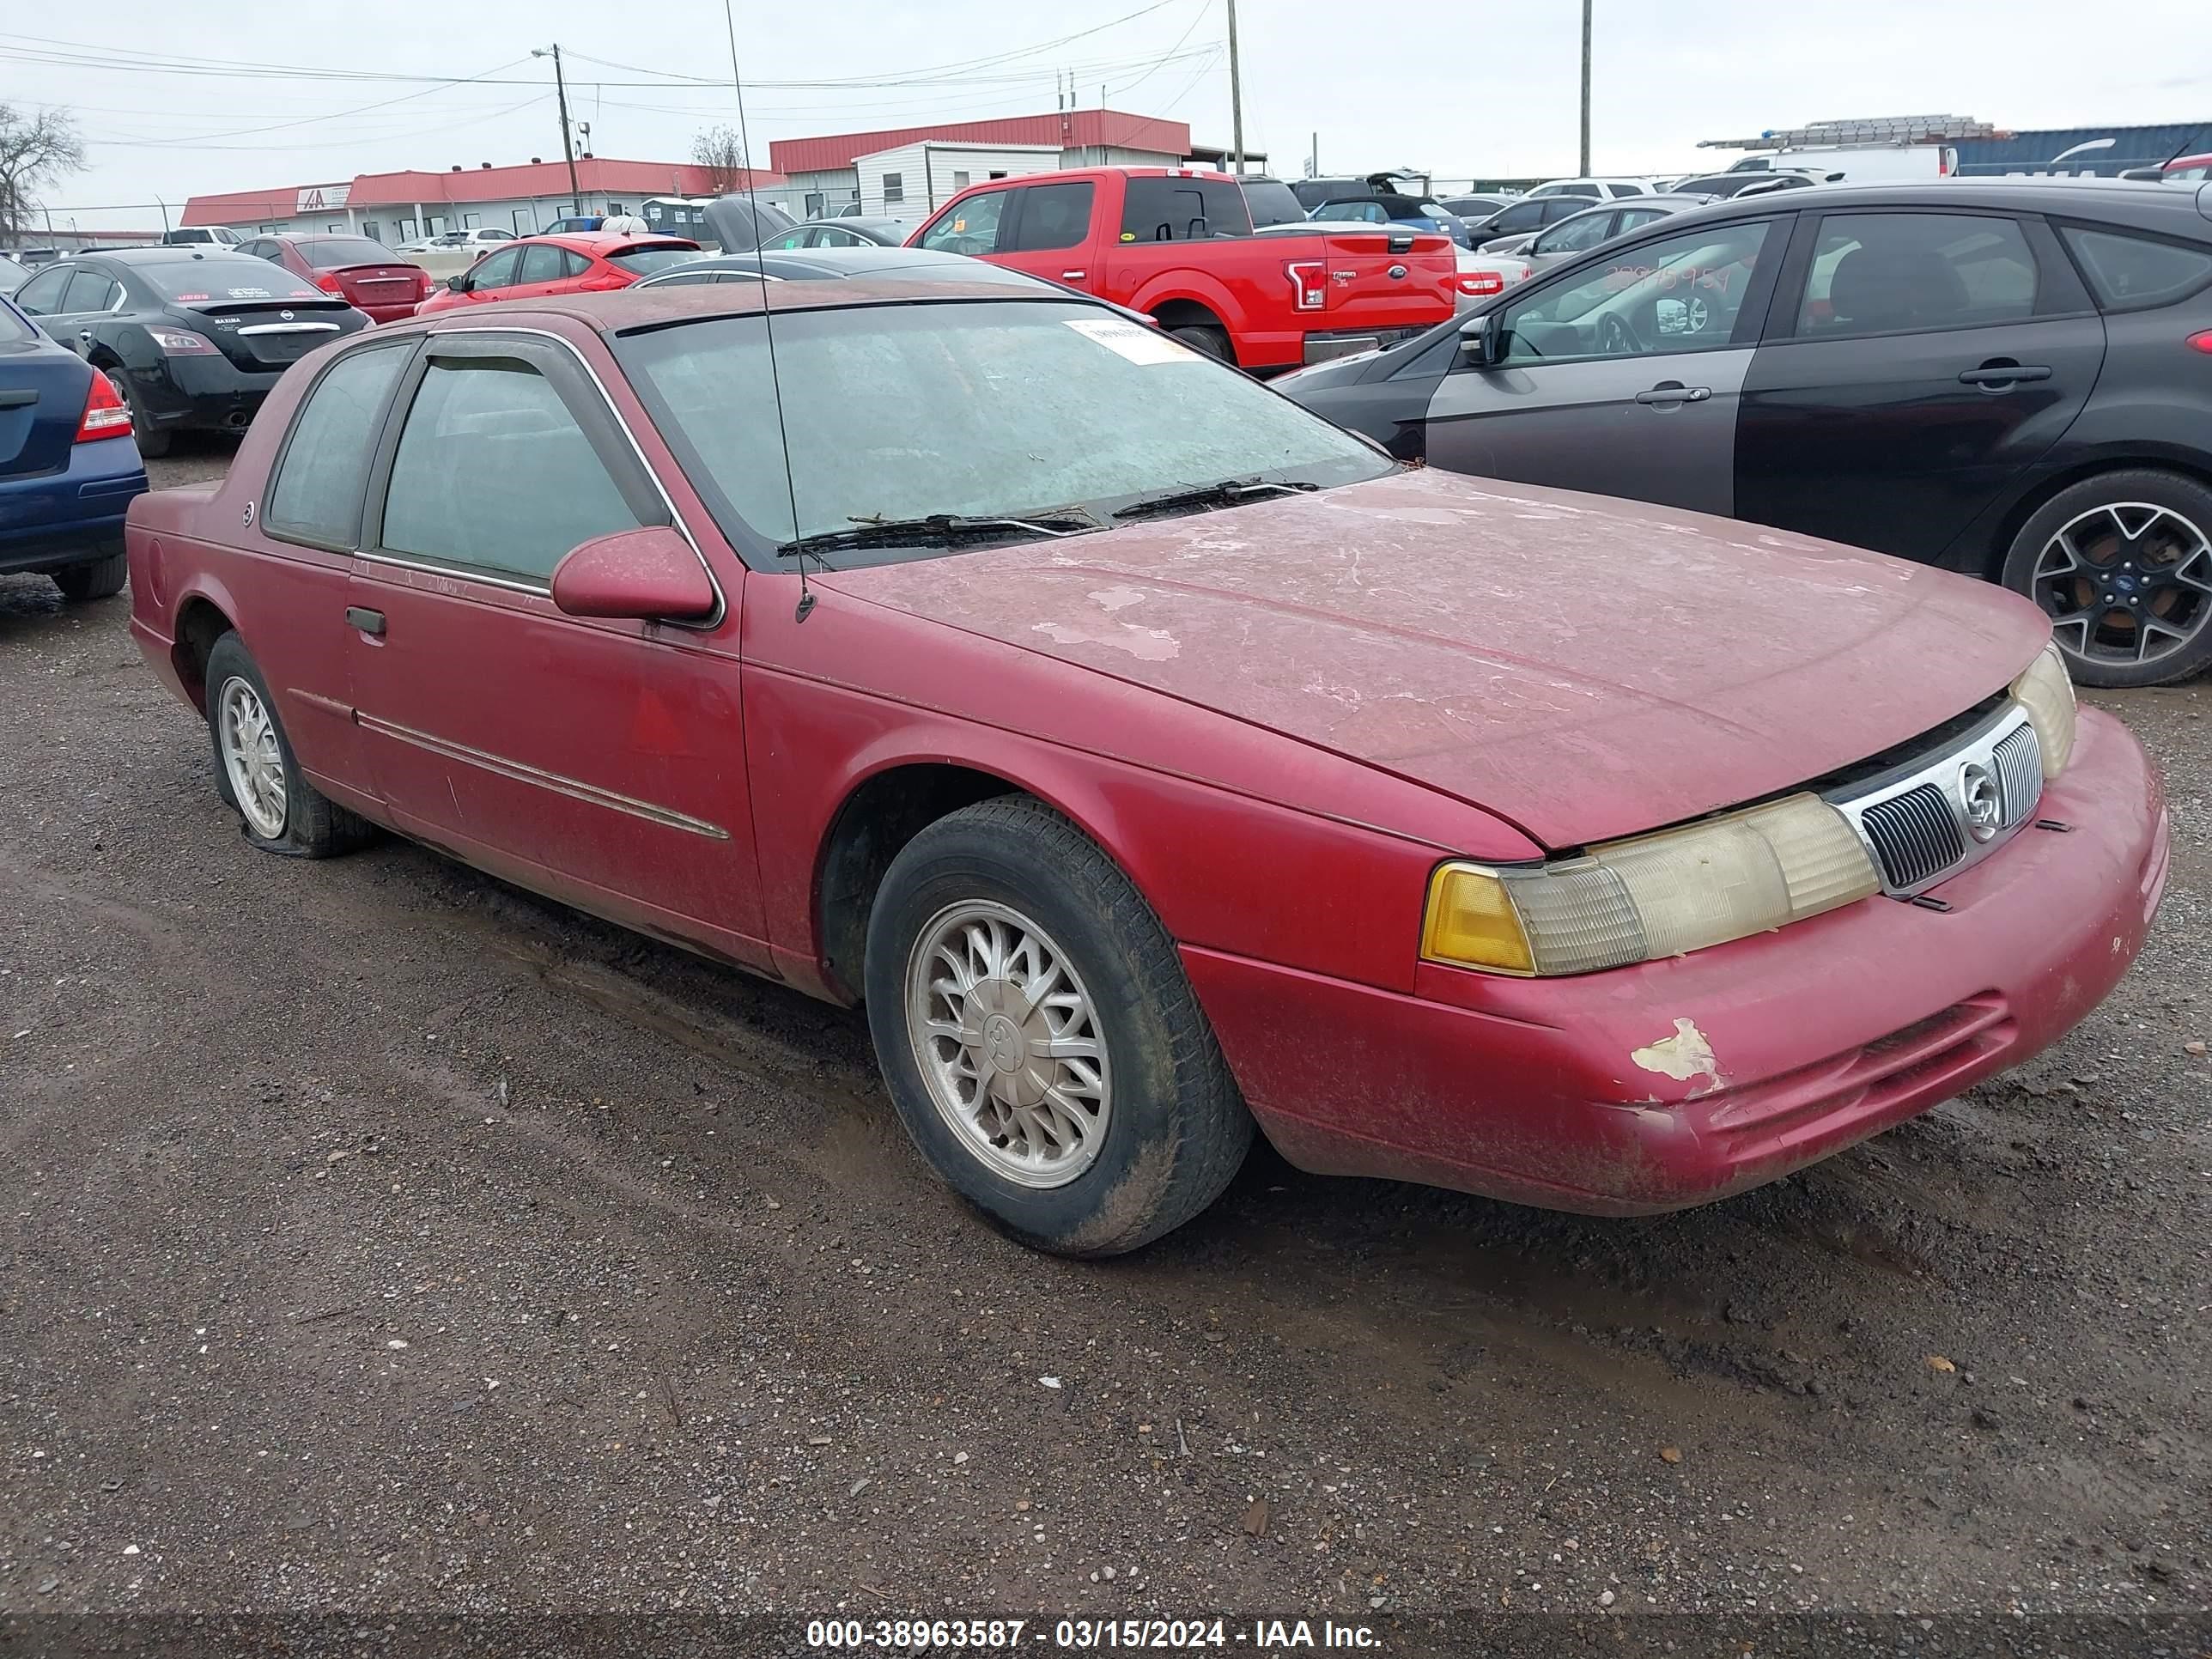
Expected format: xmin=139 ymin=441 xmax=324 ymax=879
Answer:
xmin=1062 ymin=317 xmax=1200 ymax=366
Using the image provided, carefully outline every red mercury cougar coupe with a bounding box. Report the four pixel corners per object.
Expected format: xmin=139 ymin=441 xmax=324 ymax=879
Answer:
xmin=123 ymin=283 xmax=2169 ymax=1255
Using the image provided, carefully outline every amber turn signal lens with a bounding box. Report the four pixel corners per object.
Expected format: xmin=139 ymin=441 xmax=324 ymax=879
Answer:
xmin=1420 ymin=866 xmax=1535 ymax=974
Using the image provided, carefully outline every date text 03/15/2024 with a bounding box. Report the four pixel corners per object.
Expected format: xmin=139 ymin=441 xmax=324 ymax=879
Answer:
xmin=804 ymin=1617 xmax=1382 ymax=1650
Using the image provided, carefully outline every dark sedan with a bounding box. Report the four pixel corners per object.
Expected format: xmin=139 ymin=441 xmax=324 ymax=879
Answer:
xmin=9 ymin=251 xmax=368 ymax=457
xmin=1280 ymin=180 xmax=2212 ymax=687
xmin=2 ymin=288 xmax=146 ymax=599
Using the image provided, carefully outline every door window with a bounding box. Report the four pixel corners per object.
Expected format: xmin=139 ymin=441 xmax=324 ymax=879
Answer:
xmin=1795 ymin=213 xmax=2039 ymax=337
xmin=2059 ymin=226 xmax=2212 ymax=310
xmin=1501 ymin=220 xmax=1775 ymax=363
xmin=919 ymin=190 xmax=1008 ymax=256
xmin=1007 ymin=182 xmax=1095 ymax=252
xmin=12 ymin=265 xmax=70 ymax=314
xmin=517 ymin=243 xmax=567 ymax=286
xmin=264 ymin=343 xmax=412 ymax=549
xmin=1532 ymin=210 xmax=1614 ymax=257
xmin=466 ymin=247 xmax=524 ymax=290
xmin=1616 ymin=206 xmax=1670 ymax=233
xmin=62 ymin=270 xmax=119 ymax=313
xmin=380 ymin=356 xmax=642 ymax=584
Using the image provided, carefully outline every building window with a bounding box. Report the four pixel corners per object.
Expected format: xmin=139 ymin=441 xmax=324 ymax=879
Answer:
xmin=882 ymin=173 xmax=904 ymax=205
xmin=988 ymin=171 xmax=1008 ymax=181
xmin=363 ymin=221 xmax=382 ymax=243
xmin=462 ymin=212 xmax=480 ymax=228
xmin=952 ymin=170 xmax=970 ymax=190
xmin=606 ymin=202 xmax=624 ymax=216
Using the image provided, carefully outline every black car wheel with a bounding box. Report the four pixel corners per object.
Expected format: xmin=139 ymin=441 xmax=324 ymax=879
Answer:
xmin=105 ymin=368 xmax=169 ymax=459
xmin=52 ymin=551 xmax=127 ymax=603
xmin=1167 ymin=325 xmax=1233 ymax=364
xmin=864 ymin=795 xmax=1253 ymax=1256
xmin=2002 ymin=470 xmax=2212 ymax=688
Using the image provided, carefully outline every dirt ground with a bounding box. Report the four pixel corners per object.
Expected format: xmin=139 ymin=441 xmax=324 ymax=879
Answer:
xmin=2 ymin=437 xmax=2207 ymax=1648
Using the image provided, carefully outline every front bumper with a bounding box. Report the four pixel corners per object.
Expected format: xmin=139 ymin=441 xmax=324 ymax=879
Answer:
xmin=1186 ymin=707 xmax=2168 ymax=1214
xmin=0 ymin=435 xmax=148 ymax=574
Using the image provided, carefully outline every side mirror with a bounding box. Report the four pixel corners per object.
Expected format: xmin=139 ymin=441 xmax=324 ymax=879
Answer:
xmin=551 ymin=526 xmax=718 ymax=623
xmin=1458 ymin=313 xmax=1504 ymax=368
xmin=446 ymin=275 xmax=469 ymax=293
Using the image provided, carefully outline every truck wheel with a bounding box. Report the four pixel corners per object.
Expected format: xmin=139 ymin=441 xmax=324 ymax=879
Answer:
xmin=2002 ymin=469 xmax=2212 ymax=688
xmin=864 ymin=794 xmax=1253 ymax=1256
xmin=52 ymin=552 xmax=127 ymax=602
xmin=1167 ymin=325 xmax=1233 ymax=364
xmin=203 ymin=633 xmax=373 ymax=858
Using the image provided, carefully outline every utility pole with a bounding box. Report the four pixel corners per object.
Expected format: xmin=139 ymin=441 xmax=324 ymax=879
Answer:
xmin=1578 ymin=0 xmax=1593 ymax=176
xmin=1225 ymin=0 xmax=1246 ymax=173
xmin=534 ymin=45 xmax=581 ymax=203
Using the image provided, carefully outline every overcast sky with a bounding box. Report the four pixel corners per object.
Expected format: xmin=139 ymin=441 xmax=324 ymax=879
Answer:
xmin=9 ymin=0 xmax=2210 ymax=231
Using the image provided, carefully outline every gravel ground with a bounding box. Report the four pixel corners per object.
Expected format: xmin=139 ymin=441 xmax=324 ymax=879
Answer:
xmin=1 ymin=438 xmax=2207 ymax=1650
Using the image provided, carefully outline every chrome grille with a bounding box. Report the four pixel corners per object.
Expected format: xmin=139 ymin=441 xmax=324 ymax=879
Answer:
xmin=1859 ymin=783 xmax=1966 ymax=890
xmin=1991 ymin=722 xmax=2043 ymax=828
xmin=1826 ymin=701 xmax=2043 ymax=898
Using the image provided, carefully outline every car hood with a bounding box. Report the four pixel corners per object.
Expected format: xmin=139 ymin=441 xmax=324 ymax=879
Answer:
xmin=818 ymin=470 xmax=2048 ymax=849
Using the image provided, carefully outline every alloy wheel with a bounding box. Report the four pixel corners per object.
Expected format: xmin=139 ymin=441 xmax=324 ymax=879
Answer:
xmin=216 ymin=676 xmax=288 ymax=838
xmin=2031 ymin=501 xmax=2212 ymax=670
xmin=904 ymin=900 xmax=1111 ymax=1189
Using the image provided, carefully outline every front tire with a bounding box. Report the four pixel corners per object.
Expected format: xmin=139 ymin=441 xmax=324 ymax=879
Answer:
xmin=2001 ymin=470 xmax=2212 ymax=688
xmin=1166 ymin=325 xmax=1233 ymax=364
xmin=203 ymin=634 xmax=372 ymax=858
xmin=52 ymin=551 xmax=127 ymax=602
xmin=864 ymin=795 xmax=1253 ymax=1256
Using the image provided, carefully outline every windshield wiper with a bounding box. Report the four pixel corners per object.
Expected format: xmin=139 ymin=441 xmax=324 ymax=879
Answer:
xmin=1110 ymin=477 xmax=1320 ymax=522
xmin=776 ymin=509 xmax=1100 ymax=558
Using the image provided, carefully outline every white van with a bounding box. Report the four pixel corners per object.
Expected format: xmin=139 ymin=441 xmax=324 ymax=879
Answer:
xmin=1728 ymin=145 xmax=1956 ymax=183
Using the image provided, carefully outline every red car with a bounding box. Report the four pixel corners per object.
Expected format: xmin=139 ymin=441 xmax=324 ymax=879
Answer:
xmin=412 ymin=231 xmax=702 ymax=316
xmin=234 ymin=232 xmax=430 ymax=325
xmin=122 ymin=283 xmax=2167 ymax=1256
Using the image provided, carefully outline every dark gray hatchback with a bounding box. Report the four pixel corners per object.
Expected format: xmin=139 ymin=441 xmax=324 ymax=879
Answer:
xmin=1280 ymin=180 xmax=2212 ymax=686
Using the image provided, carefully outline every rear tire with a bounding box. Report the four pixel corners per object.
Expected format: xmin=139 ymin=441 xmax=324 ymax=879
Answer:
xmin=52 ymin=551 xmax=127 ymax=602
xmin=2000 ymin=469 xmax=2212 ymax=688
xmin=104 ymin=368 xmax=170 ymax=459
xmin=1166 ymin=325 xmax=1233 ymax=364
xmin=203 ymin=633 xmax=374 ymax=859
xmin=863 ymin=795 xmax=1252 ymax=1256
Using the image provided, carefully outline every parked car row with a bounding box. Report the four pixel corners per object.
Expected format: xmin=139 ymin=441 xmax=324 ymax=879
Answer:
xmin=1281 ymin=179 xmax=2212 ymax=687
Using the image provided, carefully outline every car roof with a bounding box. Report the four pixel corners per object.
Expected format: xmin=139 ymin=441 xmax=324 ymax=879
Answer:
xmin=392 ymin=279 xmax=1088 ymax=337
xmin=76 ymin=247 xmax=274 ymax=266
xmin=1659 ymin=176 xmax=2212 ymax=235
xmin=520 ymin=232 xmax=700 ymax=254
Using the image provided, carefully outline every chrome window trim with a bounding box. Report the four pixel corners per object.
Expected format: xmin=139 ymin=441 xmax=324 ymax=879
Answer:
xmin=356 ymin=323 xmax=727 ymax=631
xmin=1824 ymin=702 xmax=2043 ymax=897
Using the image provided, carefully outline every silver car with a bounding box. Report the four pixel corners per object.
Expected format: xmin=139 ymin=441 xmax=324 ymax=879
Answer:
xmin=1460 ymin=194 xmax=1718 ymax=295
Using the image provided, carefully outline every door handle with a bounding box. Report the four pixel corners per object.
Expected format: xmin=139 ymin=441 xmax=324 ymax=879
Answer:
xmin=1959 ymin=362 xmax=2051 ymax=387
xmin=345 ymin=606 xmax=386 ymax=636
xmin=1060 ymin=270 xmax=1087 ymax=281
xmin=1635 ymin=383 xmax=1711 ymax=405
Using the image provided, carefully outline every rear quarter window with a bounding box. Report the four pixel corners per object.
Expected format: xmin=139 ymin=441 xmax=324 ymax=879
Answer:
xmin=2060 ymin=226 xmax=2212 ymax=310
xmin=0 ymin=300 xmax=33 ymax=343
xmin=1120 ymin=178 xmax=1253 ymax=242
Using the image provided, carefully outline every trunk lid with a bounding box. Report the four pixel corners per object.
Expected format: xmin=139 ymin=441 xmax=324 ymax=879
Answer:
xmin=323 ymin=263 xmax=427 ymax=311
xmin=0 ymin=335 xmax=92 ymax=481
xmin=819 ymin=470 xmax=2049 ymax=849
xmin=184 ymin=299 xmax=355 ymax=372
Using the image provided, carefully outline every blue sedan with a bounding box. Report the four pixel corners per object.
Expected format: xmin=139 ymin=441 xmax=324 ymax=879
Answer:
xmin=0 ymin=290 xmax=147 ymax=601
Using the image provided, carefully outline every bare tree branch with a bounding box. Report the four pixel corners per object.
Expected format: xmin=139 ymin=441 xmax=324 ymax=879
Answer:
xmin=0 ymin=103 xmax=87 ymax=246
xmin=690 ymin=125 xmax=748 ymax=198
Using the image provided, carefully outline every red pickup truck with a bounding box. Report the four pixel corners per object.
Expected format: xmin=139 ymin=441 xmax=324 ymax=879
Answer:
xmin=904 ymin=167 xmax=1457 ymax=373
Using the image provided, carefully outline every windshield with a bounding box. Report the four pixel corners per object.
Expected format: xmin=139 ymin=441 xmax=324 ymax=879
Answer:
xmin=304 ymin=237 xmax=400 ymax=269
xmin=138 ymin=260 xmax=323 ymax=303
xmin=615 ymin=299 xmax=1389 ymax=564
xmin=607 ymin=245 xmax=705 ymax=276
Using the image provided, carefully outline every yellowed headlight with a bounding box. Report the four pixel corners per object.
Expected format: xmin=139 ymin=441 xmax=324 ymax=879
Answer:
xmin=1422 ymin=793 xmax=1883 ymax=977
xmin=2011 ymin=641 xmax=2076 ymax=777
